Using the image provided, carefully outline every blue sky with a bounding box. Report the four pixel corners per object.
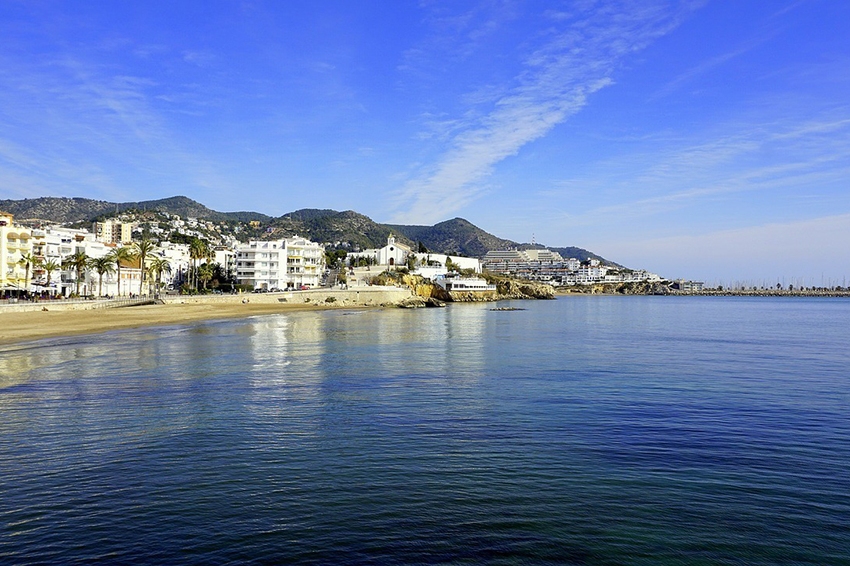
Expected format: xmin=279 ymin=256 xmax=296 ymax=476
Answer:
xmin=2 ymin=0 xmax=849 ymax=283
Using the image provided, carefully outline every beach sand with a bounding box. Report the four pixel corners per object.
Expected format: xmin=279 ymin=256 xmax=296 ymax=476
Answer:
xmin=0 ymin=301 xmax=359 ymax=346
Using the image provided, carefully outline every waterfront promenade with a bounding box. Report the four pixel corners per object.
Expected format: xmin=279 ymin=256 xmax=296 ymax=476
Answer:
xmin=0 ymin=286 xmax=413 ymax=345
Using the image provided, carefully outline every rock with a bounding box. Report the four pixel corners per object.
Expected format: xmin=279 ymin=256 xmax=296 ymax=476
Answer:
xmin=492 ymin=278 xmax=555 ymax=300
xmin=397 ymin=296 xmax=428 ymax=308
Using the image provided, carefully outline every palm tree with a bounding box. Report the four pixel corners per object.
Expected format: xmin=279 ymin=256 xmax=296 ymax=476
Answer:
xmin=17 ymin=251 xmax=37 ymax=295
xmin=107 ymin=246 xmax=134 ymax=296
xmin=132 ymin=238 xmax=156 ymax=295
xmin=198 ymin=262 xmax=214 ymax=290
xmin=189 ymin=238 xmax=211 ymax=291
xmin=62 ymin=250 xmax=90 ymax=296
xmin=148 ymin=256 xmax=172 ymax=296
xmin=42 ymin=259 xmax=60 ymax=293
xmin=88 ymin=256 xmax=116 ymax=297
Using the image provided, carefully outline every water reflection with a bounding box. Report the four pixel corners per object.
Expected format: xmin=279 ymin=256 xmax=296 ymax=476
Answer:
xmin=2 ymin=299 xmax=848 ymax=564
xmin=1 ymin=305 xmax=495 ymax=445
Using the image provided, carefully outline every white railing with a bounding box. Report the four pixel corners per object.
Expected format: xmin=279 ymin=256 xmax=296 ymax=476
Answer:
xmin=2 ymin=296 xmax=157 ymax=308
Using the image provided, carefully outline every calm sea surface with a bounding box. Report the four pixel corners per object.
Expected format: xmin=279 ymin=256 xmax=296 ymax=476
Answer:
xmin=1 ymin=296 xmax=849 ymax=565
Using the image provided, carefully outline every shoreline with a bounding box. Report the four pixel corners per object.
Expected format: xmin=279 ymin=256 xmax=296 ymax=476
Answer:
xmin=0 ymin=286 xmax=413 ymax=346
xmin=0 ymin=300 xmax=370 ymax=346
xmin=8 ymin=287 xmax=846 ymax=346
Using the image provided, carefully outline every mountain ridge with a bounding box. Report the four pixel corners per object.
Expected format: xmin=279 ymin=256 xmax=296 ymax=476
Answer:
xmin=0 ymin=196 xmax=272 ymax=224
xmin=0 ymin=195 xmax=615 ymax=264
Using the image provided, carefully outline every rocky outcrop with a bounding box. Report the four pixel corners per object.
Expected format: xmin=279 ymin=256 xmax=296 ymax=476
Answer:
xmin=378 ymin=271 xmax=555 ymax=303
xmin=558 ymin=281 xmax=671 ymax=295
xmin=446 ymin=290 xmax=499 ymax=302
xmin=396 ymin=296 xmax=446 ymax=308
xmin=397 ymin=296 xmax=428 ymax=308
xmin=490 ymin=277 xmax=555 ymax=300
xmin=615 ymin=281 xmax=670 ymax=295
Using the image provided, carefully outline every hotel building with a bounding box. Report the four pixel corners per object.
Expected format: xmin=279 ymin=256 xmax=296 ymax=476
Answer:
xmin=236 ymin=236 xmax=324 ymax=290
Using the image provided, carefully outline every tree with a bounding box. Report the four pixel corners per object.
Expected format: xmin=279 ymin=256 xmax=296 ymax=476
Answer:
xmin=418 ymin=241 xmax=428 ymax=253
xmin=41 ymin=259 xmax=60 ymax=292
xmin=88 ymin=256 xmax=115 ymax=297
xmin=148 ymin=257 xmax=172 ymax=296
xmin=445 ymin=256 xmax=459 ymax=273
xmin=107 ymin=246 xmax=134 ymax=296
xmin=209 ymin=262 xmax=227 ymax=289
xmin=62 ymin=250 xmax=90 ymax=296
xmin=17 ymin=251 xmax=37 ymax=294
xmin=132 ymin=238 xmax=156 ymax=295
xmin=325 ymin=249 xmax=348 ymax=269
xmin=189 ymin=238 xmax=211 ymax=291
xmin=198 ymin=262 xmax=214 ymax=290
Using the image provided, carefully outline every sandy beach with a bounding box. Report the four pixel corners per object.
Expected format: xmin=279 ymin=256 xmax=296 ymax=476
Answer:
xmin=0 ymin=301 xmax=362 ymax=346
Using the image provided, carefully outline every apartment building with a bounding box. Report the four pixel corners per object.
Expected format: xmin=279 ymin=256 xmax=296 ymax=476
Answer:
xmin=93 ymin=220 xmax=133 ymax=244
xmin=1 ymin=211 xmax=36 ymax=294
xmin=236 ymin=236 xmax=324 ymax=290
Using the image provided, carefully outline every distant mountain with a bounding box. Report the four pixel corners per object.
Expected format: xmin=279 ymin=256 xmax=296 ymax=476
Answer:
xmin=385 ymin=218 xmax=516 ymax=258
xmin=267 ymin=209 xmax=396 ymax=250
xmin=549 ymin=247 xmax=612 ymax=264
xmin=271 ymin=210 xmax=612 ymax=264
xmin=0 ymin=196 xmax=270 ymax=224
xmin=0 ymin=195 xmax=617 ymax=264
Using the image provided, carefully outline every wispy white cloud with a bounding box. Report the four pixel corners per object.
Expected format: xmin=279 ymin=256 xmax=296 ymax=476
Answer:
xmin=182 ymin=50 xmax=216 ymax=68
xmin=528 ymin=109 xmax=850 ymax=237
xmin=0 ymin=46 xmax=231 ymax=201
xmin=600 ymin=212 xmax=850 ymax=283
xmin=650 ymin=45 xmax=752 ymax=100
xmin=651 ymin=18 xmax=782 ymax=101
xmin=479 ymin=98 xmax=850 ymax=264
xmin=770 ymin=0 xmax=810 ymax=19
xmin=391 ymin=1 xmax=702 ymax=224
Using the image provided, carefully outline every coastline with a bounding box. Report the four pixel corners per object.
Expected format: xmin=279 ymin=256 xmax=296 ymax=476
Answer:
xmin=555 ymin=287 xmax=850 ymax=297
xmin=0 ymin=286 xmax=413 ymax=346
xmin=0 ymin=301 xmax=370 ymax=346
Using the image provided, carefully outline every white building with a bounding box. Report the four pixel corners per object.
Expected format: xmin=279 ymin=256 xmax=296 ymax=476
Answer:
xmin=672 ymin=279 xmax=703 ymax=292
xmin=1 ymin=211 xmax=35 ymax=295
xmin=214 ymin=248 xmax=236 ymax=282
xmin=93 ymin=220 xmax=133 ymax=244
xmin=236 ymin=236 xmax=324 ymax=290
xmin=153 ymin=242 xmax=192 ymax=289
xmin=348 ymin=234 xmax=412 ymax=267
xmin=435 ymin=275 xmax=496 ymax=292
xmin=523 ymin=249 xmax=563 ymax=262
xmin=418 ymin=253 xmax=480 ymax=272
xmin=482 ymin=249 xmax=530 ymax=263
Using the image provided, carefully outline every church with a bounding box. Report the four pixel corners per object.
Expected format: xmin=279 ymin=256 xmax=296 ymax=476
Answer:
xmin=349 ymin=234 xmax=412 ymax=267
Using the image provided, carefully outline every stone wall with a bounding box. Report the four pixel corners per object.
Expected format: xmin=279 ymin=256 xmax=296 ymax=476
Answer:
xmin=161 ymin=286 xmax=414 ymax=307
xmin=0 ymin=297 xmax=154 ymax=313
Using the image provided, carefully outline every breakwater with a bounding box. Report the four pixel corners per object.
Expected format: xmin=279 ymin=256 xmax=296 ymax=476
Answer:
xmin=679 ymin=289 xmax=850 ymax=297
xmin=558 ymin=282 xmax=850 ymax=297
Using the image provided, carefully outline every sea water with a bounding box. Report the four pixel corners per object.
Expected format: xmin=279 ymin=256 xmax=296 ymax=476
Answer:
xmin=1 ymin=296 xmax=848 ymax=564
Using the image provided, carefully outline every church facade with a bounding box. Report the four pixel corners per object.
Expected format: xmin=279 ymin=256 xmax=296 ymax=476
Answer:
xmin=349 ymin=234 xmax=412 ymax=267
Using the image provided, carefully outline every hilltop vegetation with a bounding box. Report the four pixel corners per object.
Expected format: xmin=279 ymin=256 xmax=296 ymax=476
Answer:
xmin=1 ymin=195 xmax=614 ymax=264
xmin=0 ymin=196 xmax=271 ymax=224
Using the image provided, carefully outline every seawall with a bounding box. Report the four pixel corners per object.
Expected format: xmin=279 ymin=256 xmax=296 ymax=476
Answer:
xmin=161 ymin=286 xmax=414 ymax=307
xmin=1 ymin=286 xmax=415 ymax=314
